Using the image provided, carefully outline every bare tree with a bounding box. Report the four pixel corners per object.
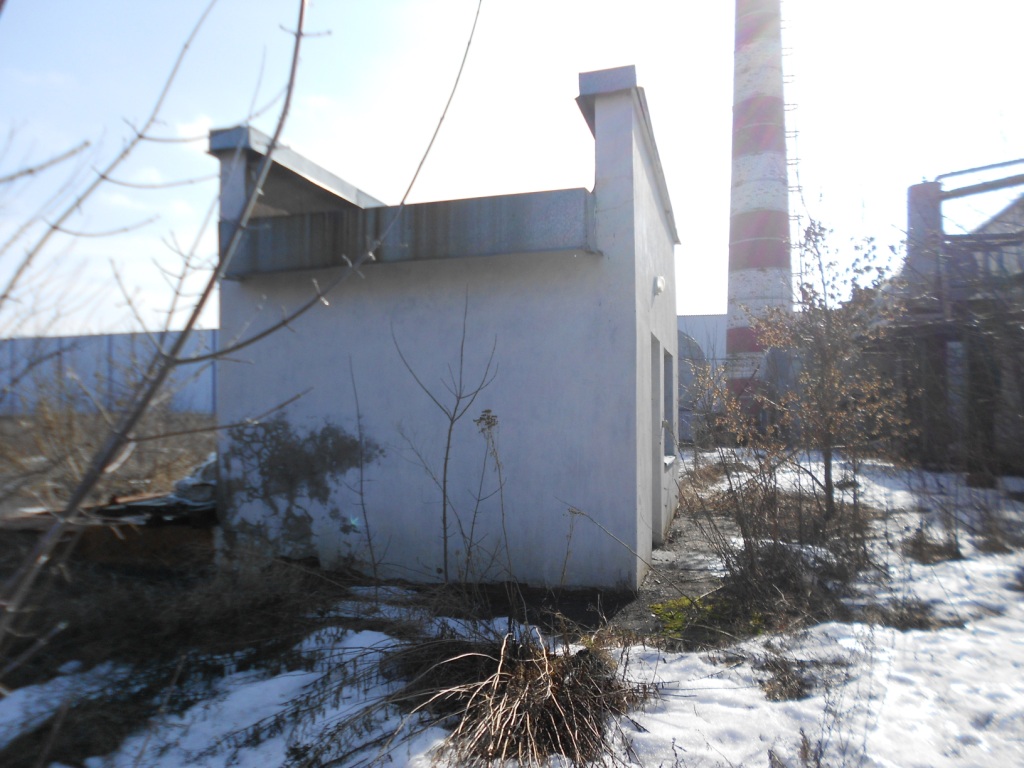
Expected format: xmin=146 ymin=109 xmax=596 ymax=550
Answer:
xmin=392 ymin=296 xmax=497 ymax=584
xmin=0 ymin=0 xmax=311 ymax=683
xmin=0 ymin=0 xmax=487 ymax=691
xmin=756 ymin=221 xmax=909 ymax=538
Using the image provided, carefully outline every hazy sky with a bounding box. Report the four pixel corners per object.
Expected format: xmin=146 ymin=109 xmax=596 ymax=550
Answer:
xmin=2 ymin=0 xmax=1023 ymax=333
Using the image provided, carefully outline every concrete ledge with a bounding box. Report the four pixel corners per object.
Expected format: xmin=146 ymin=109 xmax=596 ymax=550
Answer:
xmin=224 ymin=188 xmax=598 ymax=277
xmin=576 ymin=65 xmax=637 ymax=136
xmin=579 ymin=65 xmax=637 ymax=97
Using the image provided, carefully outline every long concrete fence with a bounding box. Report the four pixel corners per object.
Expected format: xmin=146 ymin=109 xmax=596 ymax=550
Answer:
xmin=0 ymin=330 xmax=218 ymax=416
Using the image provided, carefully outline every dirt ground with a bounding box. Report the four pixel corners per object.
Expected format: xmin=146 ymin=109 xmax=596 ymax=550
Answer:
xmin=601 ymin=502 xmax=725 ymax=638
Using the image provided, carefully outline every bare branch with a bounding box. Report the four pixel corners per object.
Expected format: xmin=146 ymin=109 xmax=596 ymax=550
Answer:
xmin=0 ymin=141 xmax=90 ymax=185
xmin=97 ymin=172 xmax=217 ymax=189
xmin=0 ymin=0 xmax=307 ymax=654
xmin=0 ymin=0 xmax=222 ymax=314
xmin=110 ymin=261 xmax=166 ymax=353
xmin=132 ymin=388 xmax=311 ymax=442
xmin=393 ymin=291 xmax=496 ymax=583
xmin=179 ymin=0 xmax=485 ymax=365
xmin=392 ymin=321 xmax=450 ymax=417
xmin=48 ymin=215 xmax=159 ymax=238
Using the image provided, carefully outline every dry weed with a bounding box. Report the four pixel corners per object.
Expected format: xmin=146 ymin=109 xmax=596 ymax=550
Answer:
xmin=0 ymin=554 xmax=356 ymax=768
xmin=900 ymin=525 xmax=962 ymax=564
xmin=386 ymin=624 xmax=650 ymax=767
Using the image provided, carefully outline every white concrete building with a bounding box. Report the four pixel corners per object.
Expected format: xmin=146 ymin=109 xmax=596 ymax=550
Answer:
xmin=212 ymin=66 xmax=678 ymax=590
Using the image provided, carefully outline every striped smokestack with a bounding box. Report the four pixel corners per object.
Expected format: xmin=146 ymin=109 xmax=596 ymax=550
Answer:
xmin=727 ymin=0 xmax=792 ymax=396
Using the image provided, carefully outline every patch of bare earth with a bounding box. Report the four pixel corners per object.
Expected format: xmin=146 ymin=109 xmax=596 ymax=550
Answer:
xmin=603 ymin=492 xmax=727 ymax=639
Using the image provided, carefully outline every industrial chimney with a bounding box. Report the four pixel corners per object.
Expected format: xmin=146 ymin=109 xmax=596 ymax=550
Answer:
xmin=726 ymin=0 xmax=792 ymax=397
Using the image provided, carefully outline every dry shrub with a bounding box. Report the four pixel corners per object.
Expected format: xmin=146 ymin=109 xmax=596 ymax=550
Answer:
xmin=0 ymin=404 xmax=214 ymax=513
xmin=0 ymin=553 xmax=356 ymax=768
xmin=900 ymin=525 xmax=962 ymax=564
xmin=973 ymin=513 xmax=1024 ymax=554
xmin=649 ymin=547 xmax=849 ymax=652
xmin=712 ymin=542 xmax=849 ymax=639
xmin=4 ymin=552 xmax=348 ymax=685
xmin=1008 ymin=567 xmax=1024 ymax=593
xmin=755 ymin=656 xmax=815 ymax=701
xmin=385 ymin=623 xmax=650 ymax=767
xmin=857 ymin=597 xmax=964 ymax=631
xmin=678 ymin=452 xmax=868 ymax=650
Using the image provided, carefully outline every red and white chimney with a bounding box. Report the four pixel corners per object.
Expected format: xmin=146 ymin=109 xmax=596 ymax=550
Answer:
xmin=726 ymin=0 xmax=792 ymax=396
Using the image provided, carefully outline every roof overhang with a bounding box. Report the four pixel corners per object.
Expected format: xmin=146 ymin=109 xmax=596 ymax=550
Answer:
xmin=223 ymin=187 xmax=598 ymax=277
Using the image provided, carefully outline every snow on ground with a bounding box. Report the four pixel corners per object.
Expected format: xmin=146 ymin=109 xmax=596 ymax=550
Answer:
xmin=6 ymin=462 xmax=1024 ymax=767
xmin=626 ymin=549 xmax=1024 ymax=767
xmin=0 ymin=662 xmax=130 ymax=753
xmin=55 ymin=630 xmax=451 ymax=768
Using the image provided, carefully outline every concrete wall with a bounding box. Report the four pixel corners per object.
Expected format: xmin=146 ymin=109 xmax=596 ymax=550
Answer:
xmin=216 ymin=67 xmax=678 ymax=589
xmin=610 ymin=84 xmax=679 ymax=547
xmin=0 ymin=330 xmax=218 ymax=416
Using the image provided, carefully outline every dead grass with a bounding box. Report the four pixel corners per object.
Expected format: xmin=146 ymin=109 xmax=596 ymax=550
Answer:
xmin=269 ymin=583 xmax=652 ymax=768
xmin=4 ymin=552 xmax=350 ymax=683
xmin=757 ymin=657 xmax=810 ymax=701
xmin=0 ymin=408 xmax=215 ymax=513
xmin=1 ymin=551 xmax=653 ymax=768
xmin=1008 ymin=567 xmax=1024 ymax=593
xmin=755 ymin=656 xmax=825 ymax=702
xmin=679 ymin=458 xmax=727 ymax=498
xmin=386 ymin=626 xmax=650 ymax=767
xmin=856 ymin=597 xmax=965 ymax=631
xmin=973 ymin=513 xmax=1024 ymax=554
xmin=0 ymin=549 xmax=357 ymax=768
xmin=900 ymin=525 xmax=962 ymax=564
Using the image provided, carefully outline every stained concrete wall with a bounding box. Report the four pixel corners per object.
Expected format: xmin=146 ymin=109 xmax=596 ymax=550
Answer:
xmin=215 ymin=67 xmax=678 ymax=589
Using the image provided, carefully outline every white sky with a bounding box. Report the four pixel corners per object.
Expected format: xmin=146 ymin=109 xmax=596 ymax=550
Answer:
xmin=1 ymin=0 xmax=1023 ymax=334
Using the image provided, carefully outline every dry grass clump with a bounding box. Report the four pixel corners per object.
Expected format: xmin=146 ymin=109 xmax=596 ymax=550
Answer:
xmin=755 ymin=656 xmax=815 ymax=701
xmin=856 ymin=597 xmax=965 ymax=632
xmin=686 ymin=459 xmax=729 ymax=488
xmin=1008 ymin=567 xmax=1024 ymax=593
xmin=280 ymin=621 xmax=652 ymax=768
xmin=972 ymin=512 xmax=1024 ymax=554
xmin=384 ymin=624 xmax=650 ymax=766
xmin=900 ymin=525 xmax=962 ymax=564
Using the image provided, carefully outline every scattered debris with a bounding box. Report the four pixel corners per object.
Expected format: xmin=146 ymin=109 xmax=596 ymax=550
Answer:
xmin=0 ymin=456 xmax=218 ymax=566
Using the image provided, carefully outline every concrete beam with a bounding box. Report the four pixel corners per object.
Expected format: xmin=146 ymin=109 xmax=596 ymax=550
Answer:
xmin=224 ymin=188 xmax=597 ymax=277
